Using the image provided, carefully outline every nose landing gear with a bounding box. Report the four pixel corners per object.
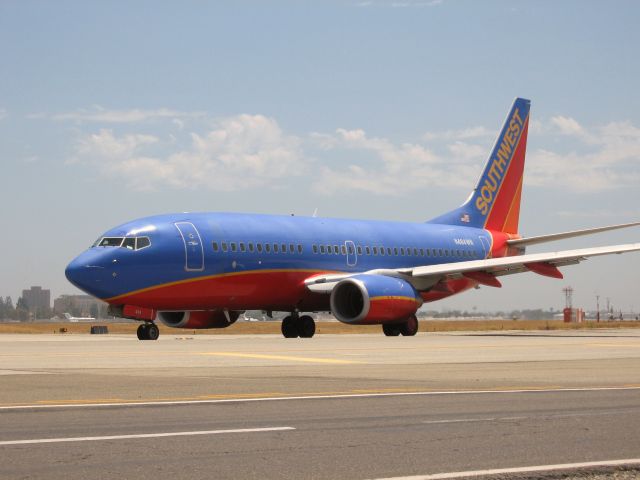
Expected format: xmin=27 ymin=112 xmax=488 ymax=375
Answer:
xmin=137 ymin=322 xmax=159 ymax=341
xmin=281 ymin=314 xmax=316 ymax=338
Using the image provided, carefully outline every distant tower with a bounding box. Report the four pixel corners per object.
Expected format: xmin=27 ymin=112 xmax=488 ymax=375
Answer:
xmin=563 ymin=286 xmax=574 ymax=309
xmin=562 ymin=286 xmax=574 ymax=323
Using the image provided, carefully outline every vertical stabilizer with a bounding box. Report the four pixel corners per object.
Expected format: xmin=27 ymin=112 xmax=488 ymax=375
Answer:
xmin=428 ymin=97 xmax=530 ymax=234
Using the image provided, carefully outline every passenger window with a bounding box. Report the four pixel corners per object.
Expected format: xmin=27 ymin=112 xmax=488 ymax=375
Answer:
xmin=282 ymin=243 xmax=287 ymax=253
xmin=406 ymin=248 xmax=412 ymax=256
xmin=380 ymin=247 xmax=385 ymax=256
xmin=438 ymin=249 xmax=443 ymax=256
xmin=313 ymin=245 xmax=318 ymax=254
xmin=357 ymin=246 xmax=363 ymax=255
xmin=297 ymin=244 xmax=303 ymax=254
xmin=365 ymin=246 xmax=371 ymax=255
xmin=400 ymin=248 xmax=405 ymax=256
xmin=320 ymin=245 xmax=326 ymax=254
xmin=248 ymin=243 xmax=254 ymax=252
xmin=212 ymin=242 xmax=219 ymax=252
xmin=341 ymin=245 xmax=347 ymax=255
xmin=265 ymin=244 xmax=271 ymax=253
xmin=123 ymin=237 xmax=135 ymax=250
xmin=136 ymin=237 xmax=151 ymax=250
xmin=333 ymin=245 xmax=339 ymax=254
xmin=394 ymin=247 xmax=398 ymax=256
xmin=373 ymin=247 xmax=378 ymax=255
xmin=231 ymin=243 xmax=237 ymax=252
xmin=419 ymin=248 xmax=424 ymax=256
xmin=273 ymin=244 xmax=279 ymax=253
xmin=257 ymin=244 xmax=263 ymax=253
xmin=413 ymin=248 xmax=419 ymax=256
xmin=222 ymin=242 xmax=228 ymax=252
xmin=444 ymin=249 xmax=449 ymax=256
xmin=240 ymin=243 xmax=246 ymax=252
xmin=348 ymin=245 xmax=354 ymax=255
xmin=290 ymin=244 xmax=295 ymax=253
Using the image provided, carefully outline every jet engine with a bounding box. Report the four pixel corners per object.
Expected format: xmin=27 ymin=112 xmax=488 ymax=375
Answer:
xmin=157 ymin=310 xmax=240 ymax=329
xmin=330 ymin=274 xmax=422 ymax=325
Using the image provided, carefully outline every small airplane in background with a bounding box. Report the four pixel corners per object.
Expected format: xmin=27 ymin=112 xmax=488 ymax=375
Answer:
xmin=63 ymin=312 xmax=96 ymax=322
xmin=65 ymin=98 xmax=640 ymax=341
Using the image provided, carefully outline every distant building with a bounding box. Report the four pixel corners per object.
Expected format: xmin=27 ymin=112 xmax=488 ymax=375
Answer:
xmin=53 ymin=294 xmax=106 ymax=318
xmin=21 ymin=286 xmax=50 ymax=313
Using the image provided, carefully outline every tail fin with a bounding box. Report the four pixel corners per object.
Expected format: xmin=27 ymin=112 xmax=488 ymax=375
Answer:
xmin=428 ymin=97 xmax=530 ymax=234
xmin=64 ymin=313 xmax=72 ymax=320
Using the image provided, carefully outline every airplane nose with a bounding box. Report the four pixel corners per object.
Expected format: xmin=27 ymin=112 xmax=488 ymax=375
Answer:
xmin=65 ymin=252 xmax=107 ymax=296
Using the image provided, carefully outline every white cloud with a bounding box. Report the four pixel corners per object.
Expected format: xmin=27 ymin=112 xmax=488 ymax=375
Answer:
xmin=311 ymin=128 xmax=477 ymax=195
xmin=71 ymin=114 xmax=305 ymax=191
xmin=423 ymin=126 xmax=492 ymax=142
xmin=550 ymin=115 xmax=585 ymax=136
xmin=526 ymin=118 xmax=640 ymax=191
xmin=53 ymin=106 xmax=205 ymax=124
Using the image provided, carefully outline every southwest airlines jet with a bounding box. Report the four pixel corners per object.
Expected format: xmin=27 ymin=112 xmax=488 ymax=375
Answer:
xmin=65 ymin=98 xmax=640 ymax=340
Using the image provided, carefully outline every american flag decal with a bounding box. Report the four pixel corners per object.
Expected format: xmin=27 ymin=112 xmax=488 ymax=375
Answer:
xmin=460 ymin=213 xmax=470 ymax=223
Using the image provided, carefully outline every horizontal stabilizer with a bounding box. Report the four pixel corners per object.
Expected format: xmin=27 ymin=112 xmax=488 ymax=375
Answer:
xmin=507 ymin=222 xmax=640 ymax=248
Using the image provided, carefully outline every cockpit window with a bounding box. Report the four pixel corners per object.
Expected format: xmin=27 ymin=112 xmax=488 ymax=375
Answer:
xmin=99 ymin=237 xmax=124 ymax=247
xmin=122 ymin=237 xmax=136 ymax=250
xmin=94 ymin=236 xmax=151 ymax=250
xmin=136 ymin=237 xmax=151 ymax=250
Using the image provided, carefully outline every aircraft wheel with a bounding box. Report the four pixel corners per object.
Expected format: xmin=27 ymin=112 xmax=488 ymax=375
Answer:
xmin=281 ymin=316 xmax=298 ymax=338
xmin=136 ymin=323 xmax=148 ymax=340
xmin=147 ymin=323 xmax=160 ymax=341
xmin=400 ymin=315 xmax=419 ymax=336
xmin=382 ymin=323 xmax=401 ymax=336
xmin=298 ymin=315 xmax=316 ymax=338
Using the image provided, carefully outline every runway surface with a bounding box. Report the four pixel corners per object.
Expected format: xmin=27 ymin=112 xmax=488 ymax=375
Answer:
xmin=1 ymin=329 xmax=640 ymax=479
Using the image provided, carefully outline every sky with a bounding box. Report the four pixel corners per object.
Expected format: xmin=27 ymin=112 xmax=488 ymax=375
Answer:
xmin=1 ymin=0 xmax=639 ymax=313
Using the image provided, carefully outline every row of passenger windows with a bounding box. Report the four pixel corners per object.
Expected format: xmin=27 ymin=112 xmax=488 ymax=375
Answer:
xmin=212 ymin=240 xmax=479 ymax=260
xmin=213 ymin=241 xmax=304 ymax=254
xmin=311 ymin=244 xmax=479 ymax=259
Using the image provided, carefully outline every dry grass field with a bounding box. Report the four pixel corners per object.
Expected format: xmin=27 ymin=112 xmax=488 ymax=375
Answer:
xmin=1 ymin=319 xmax=639 ymax=335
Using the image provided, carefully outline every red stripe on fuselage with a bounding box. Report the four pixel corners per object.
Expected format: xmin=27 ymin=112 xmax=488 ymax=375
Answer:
xmin=109 ymin=270 xmax=331 ymax=312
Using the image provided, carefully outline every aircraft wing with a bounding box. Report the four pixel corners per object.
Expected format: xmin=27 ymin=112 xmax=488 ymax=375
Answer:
xmin=304 ymin=243 xmax=640 ymax=293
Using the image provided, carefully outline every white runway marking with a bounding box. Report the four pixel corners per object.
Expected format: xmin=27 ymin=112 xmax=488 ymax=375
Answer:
xmin=1 ymin=385 xmax=639 ymax=411
xmin=371 ymin=458 xmax=640 ymax=479
xmin=0 ymin=426 xmax=294 ymax=446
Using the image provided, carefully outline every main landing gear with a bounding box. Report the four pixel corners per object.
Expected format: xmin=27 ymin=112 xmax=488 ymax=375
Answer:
xmin=382 ymin=315 xmax=419 ymax=337
xmin=137 ymin=322 xmax=159 ymax=341
xmin=281 ymin=314 xmax=316 ymax=338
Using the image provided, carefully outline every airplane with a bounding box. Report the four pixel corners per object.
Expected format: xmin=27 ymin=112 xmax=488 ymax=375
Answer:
xmin=65 ymin=98 xmax=640 ymax=341
xmin=63 ymin=312 xmax=96 ymax=322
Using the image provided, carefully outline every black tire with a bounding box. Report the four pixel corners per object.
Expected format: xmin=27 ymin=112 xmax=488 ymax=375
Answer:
xmin=298 ymin=315 xmax=316 ymax=338
xmin=136 ymin=323 xmax=148 ymax=340
xmin=281 ymin=316 xmax=298 ymax=338
xmin=382 ymin=323 xmax=401 ymax=336
xmin=400 ymin=315 xmax=419 ymax=336
xmin=147 ymin=323 xmax=160 ymax=341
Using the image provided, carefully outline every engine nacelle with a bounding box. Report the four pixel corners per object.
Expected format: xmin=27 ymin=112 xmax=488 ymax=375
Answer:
xmin=330 ymin=274 xmax=422 ymax=325
xmin=157 ymin=310 xmax=240 ymax=329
